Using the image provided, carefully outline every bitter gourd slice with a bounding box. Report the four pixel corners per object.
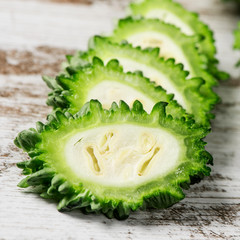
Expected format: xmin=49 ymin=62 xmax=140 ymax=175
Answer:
xmin=110 ymin=17 xmax=216 ymax=86
xmin=66 ymin=36 xmax=217 ymax=126
xmin=44 ymin=57 xmax=190 ymax=121
xmin=109 ymin=17 xmax=219 ymax=104
xmin=129 ymin=0 xmax=229 ymax=80
xmin=15 ymin=100 xmax=212 ymax=219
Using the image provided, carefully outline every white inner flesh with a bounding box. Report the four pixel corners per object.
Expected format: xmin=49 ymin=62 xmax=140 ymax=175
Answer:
xmin=127 ymin=31 xmax=192 ymax=76
xmin=104 ymin=57 xmax=188 ymax=110
xmin=65 ymin=124 xmax=180 ymax=186
xmin=145 ymin=9 xmax=194 ymax=36
xmin=87 ymin=80 xmax=155 ymax=113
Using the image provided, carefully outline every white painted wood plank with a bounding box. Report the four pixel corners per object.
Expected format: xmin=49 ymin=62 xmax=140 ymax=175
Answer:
xmin=0 ymin=0 xmax=127 ymax=50
xmin=0 ymin=0 xmax=240 ymax=239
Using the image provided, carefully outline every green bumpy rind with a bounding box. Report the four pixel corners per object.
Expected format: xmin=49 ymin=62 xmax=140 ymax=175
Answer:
xmin=44 ymin=56 xmax=193 ymax=122
xmin=65 ymin=36 xmax=217 ymax=126
xmin=109 ymin=17 xmax=220 ymax=107
xmin=110 ymin=17 xmax=216 ymax=87
xmin=129 ymin=0 xmax=229 ymax=81
xmin=15 ymin=100 xmax=212 ymax=220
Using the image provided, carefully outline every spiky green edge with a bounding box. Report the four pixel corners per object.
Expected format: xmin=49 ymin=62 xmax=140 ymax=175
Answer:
xmin=109 ymin=17 xmax=217 ymax=87
xmin=44 ymin=57 xmax=195 ymax=123
xmin=65 ymin=35 xmax=217 ymax=126
xmin=109 ymin=17 xmax=220 ymax=105
xmin=15 ymin=100 xmax=212 ymax=220
xmin=129 ymin=0 xmax=229 ymax=80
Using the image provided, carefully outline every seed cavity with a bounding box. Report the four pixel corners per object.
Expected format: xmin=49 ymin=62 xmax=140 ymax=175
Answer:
xmin=99 ymin=131 xmax=115 ymax=154
xmin=86 ymin=146 xmax=101 ymax=173
xmin=85 ymin=133 xmax=161 ymax=177
xmin=139 ymin=133 xmax=156 ymax=154
xmin=138 ymin=147 xmax=160 ymax=176
xmin=66 ymin=125 xmax=179 ymax=184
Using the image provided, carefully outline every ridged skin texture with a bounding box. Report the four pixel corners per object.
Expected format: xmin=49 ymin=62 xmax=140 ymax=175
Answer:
xmin=15 ymin=100 xmax=212 ymax=220
xmin=44 ymin=57 xmax=192 ymax=122
xmin=129 ymin=0 xmax=229 ymax=81
xmin=15 ymin=0 xmax=222 ymax=220
xmin=64 ymin=36 xmax=217 ymax=126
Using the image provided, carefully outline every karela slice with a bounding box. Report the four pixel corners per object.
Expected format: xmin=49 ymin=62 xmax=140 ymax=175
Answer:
xmin=66 ymin=36 xmax=216 ymax=126
xmin=129 ymin=0 xmax=229 ymax=80
xmin=44 ymin=57 xmax=190 ymax=121
xmin=15 ymin=100 xmax=212 ymax=219
xmin=110 ymin=17 xmax=216 ymax=87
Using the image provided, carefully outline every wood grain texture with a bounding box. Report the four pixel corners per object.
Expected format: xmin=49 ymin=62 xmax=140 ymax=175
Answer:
xmin=0 ymin=0 xmax=240 ymax=239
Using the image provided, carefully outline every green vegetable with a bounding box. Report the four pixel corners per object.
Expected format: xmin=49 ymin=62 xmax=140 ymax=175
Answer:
xmin=109 ymin=17 xmax=219 ymax=105
xmin=44 ymin=57 xmax=191 ymax=121
xmin=65 ymin=36 xmax=218 ymax=126
xmin=129 ymin=0 xmax=229 ymax=81
xmin=110 ymin=17 xmax=215 ymax=86
xmin=15 ymin=100 xmax=212 ymax=219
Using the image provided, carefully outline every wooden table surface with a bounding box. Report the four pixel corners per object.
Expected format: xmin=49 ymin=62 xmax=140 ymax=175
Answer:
xmin=0 ymin=0 xmax=240 ymax=239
